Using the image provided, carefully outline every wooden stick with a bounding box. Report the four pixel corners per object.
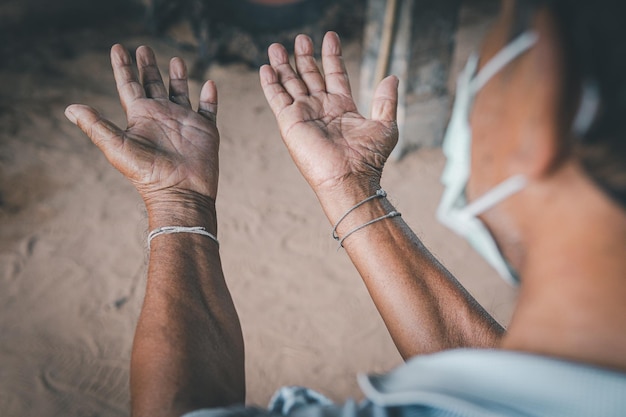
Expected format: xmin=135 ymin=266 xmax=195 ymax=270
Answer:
xmin=374 ymin=0 xmax=399 ymax=85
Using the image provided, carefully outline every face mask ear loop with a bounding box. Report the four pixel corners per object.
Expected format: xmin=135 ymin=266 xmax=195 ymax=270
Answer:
xmin=572 ymin=79 xmax=600 ymax=138
xmin=469 ymin=32 xmax=539 ymax=94
xmin=459 ymin=175 xmax=528 ymax=219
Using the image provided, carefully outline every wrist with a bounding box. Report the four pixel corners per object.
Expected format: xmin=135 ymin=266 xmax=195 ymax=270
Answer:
xmin=145 ymin=190 xmax=217 ymax=234
xmin=323 ymin=187 xmax=397 ymax=246
xmin=315 ymin=177 xmax=382 ymax=225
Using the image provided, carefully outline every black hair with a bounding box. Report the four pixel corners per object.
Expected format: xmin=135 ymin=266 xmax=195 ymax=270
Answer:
xmin=514 ymin=0 xmax=626 ymax=208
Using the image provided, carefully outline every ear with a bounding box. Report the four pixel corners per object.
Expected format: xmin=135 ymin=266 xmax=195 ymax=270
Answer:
xmin=508 ymin=6 xmax=567 ymax=181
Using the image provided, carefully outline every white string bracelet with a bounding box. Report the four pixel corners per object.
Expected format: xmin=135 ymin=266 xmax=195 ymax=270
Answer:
xmin=148 ymin=226 xmax=219 ymax=249
xmin=337 ymin=211 xmax=401 ymax=249
xmin=332 ymin=189 xmax=388 ymax=241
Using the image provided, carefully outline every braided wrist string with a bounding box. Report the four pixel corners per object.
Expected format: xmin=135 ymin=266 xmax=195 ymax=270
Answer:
xmin=337 ymin=211 xmax=401 ymax=249
xmin=148 ymin=226 xmax=219 ymax=249
xmin=332 ymin=189 xmax=388 ymax=240
xmin=331 ymin=189 xmax=401 ymax=249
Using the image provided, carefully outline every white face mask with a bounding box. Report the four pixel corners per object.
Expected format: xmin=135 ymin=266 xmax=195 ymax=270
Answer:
xmin=437 ymin=32 xmax=539 ymax=285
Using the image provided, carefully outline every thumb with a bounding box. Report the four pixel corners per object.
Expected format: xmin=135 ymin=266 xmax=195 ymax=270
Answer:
xmin=65 ymin=104 xmax=125 ymax=155
xmin=370 ymin=75 xmax=399 ymax=122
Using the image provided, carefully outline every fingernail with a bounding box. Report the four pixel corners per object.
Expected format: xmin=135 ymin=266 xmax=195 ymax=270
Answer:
xmin=64 ymin=107 xmax=77 ymax=124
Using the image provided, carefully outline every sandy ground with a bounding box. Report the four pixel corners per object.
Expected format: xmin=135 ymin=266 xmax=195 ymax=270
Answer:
xmin=0 ymin=3 xmax=516 ymax=416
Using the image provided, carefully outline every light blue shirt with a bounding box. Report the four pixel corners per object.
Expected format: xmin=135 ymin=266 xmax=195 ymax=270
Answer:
xmin=183 ymin=349 xmax=626 ymax=417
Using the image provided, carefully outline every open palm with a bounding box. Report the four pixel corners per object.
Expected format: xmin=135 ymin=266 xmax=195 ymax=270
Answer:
xmin=66 ymin=45 xmax=220 ymax=203
xmin=260 ymin=32 xmax=399 ymax=194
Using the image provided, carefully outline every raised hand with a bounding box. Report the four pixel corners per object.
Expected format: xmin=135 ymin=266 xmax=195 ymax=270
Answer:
xmin=65 ymin=45 xmax=220 ymax=208
xmin=65 ymin=47 xmax=247 ymax=414
xmin=260 ymin=32 xmax=399 ymax=198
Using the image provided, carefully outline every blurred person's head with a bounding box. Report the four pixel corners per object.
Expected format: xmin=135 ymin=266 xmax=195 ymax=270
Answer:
xmin=435 ymin=0 xmax=626 ymax=368
xmin=446 ymin=0 xmax=626 ymax=281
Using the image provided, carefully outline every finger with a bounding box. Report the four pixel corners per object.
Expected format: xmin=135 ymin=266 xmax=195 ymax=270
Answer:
xmin=370 ymin=75 xmax=399 ymax=122
xmin=168 ymin=57 xmax=192 ymax=108
xmin=136 ymin=45 xmax=168 ymax=99
xmin=259 ymin=64 xmax=294 ymax=117
xmin=321 ymin=32 xmax=352 ymax=96
xmin=111 ymin=44 xmax=145 ymax=112
xmin=65 ymin=104 xmax=125 ymax=159
xmin=198 ymin=80 xmax=218 ymax=124
xmin=268 ymin=43 xmax=309 ymax=97
xmin=294 ymin=34 xmax=325 ymax=95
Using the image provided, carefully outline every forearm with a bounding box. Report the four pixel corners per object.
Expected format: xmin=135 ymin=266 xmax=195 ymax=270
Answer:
xmin=319 ymin=183 xmax=505 ymax=360
xmin=131 ymin=194 xmax=245 ymax=417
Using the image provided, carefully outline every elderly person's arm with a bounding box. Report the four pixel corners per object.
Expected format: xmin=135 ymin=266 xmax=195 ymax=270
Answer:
xmin=66 ymin=45 xmax=244 ymax=417
xmin=260 ymin=32 xmax=504 ymax=360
